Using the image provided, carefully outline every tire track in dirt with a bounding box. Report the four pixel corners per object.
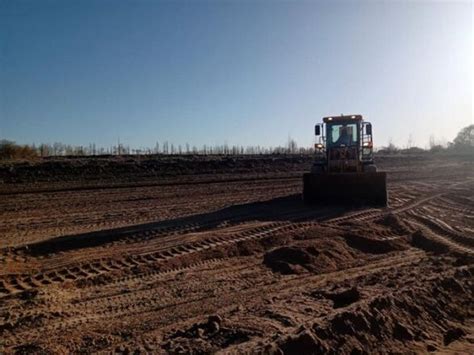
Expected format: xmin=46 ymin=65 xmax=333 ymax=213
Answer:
xmin=0 ymin=215 xmax=321 ymax=297
xmin=2 ymin=179 xmax=471 ymax=298
xmin=325 ymin=179 xmax=474 ymax=226
xmin=0 ymin=182 xmax=301 ymax=247
xmin=4 ymin=196 xmax=315 ymax=258
xmin=405 ymin=212 xmax=474 ymax=254
xmin=0 ymin=174 xmax=303 ymax=195
xmin=3 ymin=205 xmax=331 ymax=298
xmin=3 ymin=249 xmax=425 ymax=346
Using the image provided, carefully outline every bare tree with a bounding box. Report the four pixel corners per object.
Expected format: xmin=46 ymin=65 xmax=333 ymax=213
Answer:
xmin=406 ymin=134 xmax=413 ymax=149
xmin=288 ymin=137 xmax=297 ymax=154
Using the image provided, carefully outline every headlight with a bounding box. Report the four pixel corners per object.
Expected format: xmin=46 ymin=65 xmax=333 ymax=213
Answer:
xmin=314 ymin=143 xmax=324 ymax=149
xmin=363 ymin=142 xmax=372 ymax=147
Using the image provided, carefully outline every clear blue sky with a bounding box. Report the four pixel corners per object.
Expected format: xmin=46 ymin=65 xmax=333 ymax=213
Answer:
xmin=1 ymin=0 xmax=472 ymax=149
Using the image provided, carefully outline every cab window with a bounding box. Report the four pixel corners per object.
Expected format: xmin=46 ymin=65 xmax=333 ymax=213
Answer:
xmin=328 ymin=123 xmax=358 ymax=146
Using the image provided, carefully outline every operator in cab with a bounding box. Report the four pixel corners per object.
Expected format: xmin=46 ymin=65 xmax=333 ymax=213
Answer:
xmin=335 ymin=125 xmax=353 ymax=146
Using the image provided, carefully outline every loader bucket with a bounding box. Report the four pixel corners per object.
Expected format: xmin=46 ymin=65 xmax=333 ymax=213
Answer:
xmin=303 ymin=172 xmax=388 ymax=206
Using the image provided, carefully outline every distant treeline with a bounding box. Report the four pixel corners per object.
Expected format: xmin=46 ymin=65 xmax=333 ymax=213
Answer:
xmin=0 ymin=138 xmax=309 ymax=160
xmin=1 ymin=124 xmax=472 ymax=160
xmin=379 ymin=125 xmax=473 ymax=155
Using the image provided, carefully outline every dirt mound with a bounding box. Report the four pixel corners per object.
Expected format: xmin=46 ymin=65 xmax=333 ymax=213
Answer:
xmin=278 ymin=329 xmax=326 ymax=354
xmin=12 ymin=343 xmax=48 ymax=354
xmin=181 ymin=228 xmax=292 ymax=263
xmin=163 ymin=315 xmax=260 ymax=353
xmin=293 ymin=225 xmax=341 ymax=241
xmin=342 ymin=233 xmax=408 ymax=254
xmin=263 ymin=246 xmax=314 ymax=274
xmin=375 ymin=213 xmax=410 ymax=235
xmin=339 ymin=210 xmax=419 ymax=244
xmin=410 ymin=230 xmax=450 ymax=254
xmin=443 ymin=327 xmax=466 ymax=345
xmin=272 ymin=271 xmax=473 ymax=354
xmin=312 ymin=287 xmax=361 ymax=309
xmin=263 ymin=238 xmax=358 ymax=275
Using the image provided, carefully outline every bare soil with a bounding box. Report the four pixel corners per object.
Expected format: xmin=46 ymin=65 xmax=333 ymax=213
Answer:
xmin=0 ymin=154 xmax=473 ymax=354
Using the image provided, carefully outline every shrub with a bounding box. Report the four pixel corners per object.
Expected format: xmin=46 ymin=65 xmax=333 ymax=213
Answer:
xmin=0 ymin=140 xmax=38 ymax=160
xmin=453 ymin=124 xmax=473 ymax=152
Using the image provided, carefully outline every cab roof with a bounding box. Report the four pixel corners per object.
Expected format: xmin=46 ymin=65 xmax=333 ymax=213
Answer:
xmin=322 ymin=114 xmax=363 ymax=123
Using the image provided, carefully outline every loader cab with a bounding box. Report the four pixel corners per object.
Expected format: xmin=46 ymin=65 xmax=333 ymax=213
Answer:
xmin=327 ymin=122 xmax=359 ymax=147
xmin=322 ymin=115 xmax=362 ymax=145
xmin=313 ymin=114 xmax=375 ymax=173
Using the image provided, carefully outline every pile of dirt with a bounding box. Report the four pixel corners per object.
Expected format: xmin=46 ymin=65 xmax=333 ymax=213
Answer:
xmin=341 ymin=233 xmax=408 ymax=254
xmin=312 ymin=286 xmax=362 ymax=309
xmin=374 ymin=213 xmax=410 ymax=236
xmin=336 ymin=214 xmax=412 ymax=253
xmin=293 ymin=225 xmax=341 ymax=241
xmin=262 ymin=227 xmax=409 ymax=276
xmin=263 ymin=246 xmax=315 ymax=274
xmin=163 ymin=315 xmax=260 ymax=353
xmin=277 ymin=330 xmax=326 ymax=354
xmin=271 ymin=269 xmax=473 ymax=354
xmin=12 ymin=343 xmax=47 ymax=354
xmin=410 ymin=230 xmax=450 ymax=254
xmin=263 ymin=238 xmax=359 ymax=275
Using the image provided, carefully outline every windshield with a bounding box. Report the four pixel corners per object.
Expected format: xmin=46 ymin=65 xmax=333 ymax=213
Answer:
xmin=327 ymin=123 xmax=358 ymax=147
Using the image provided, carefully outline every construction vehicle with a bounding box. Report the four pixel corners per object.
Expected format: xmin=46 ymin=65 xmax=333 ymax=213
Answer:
xmin=303 ymin=114 xmax=387 ymax=206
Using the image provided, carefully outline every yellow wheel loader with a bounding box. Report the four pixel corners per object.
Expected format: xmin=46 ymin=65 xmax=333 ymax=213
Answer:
xmin=303 ymin=114 xmax=387 ymax=206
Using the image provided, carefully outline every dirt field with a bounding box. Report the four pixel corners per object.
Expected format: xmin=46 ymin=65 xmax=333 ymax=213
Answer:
xmin=1 ymin=154 xmax=473 ymax=354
